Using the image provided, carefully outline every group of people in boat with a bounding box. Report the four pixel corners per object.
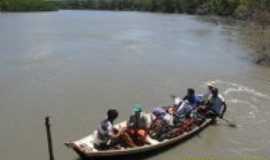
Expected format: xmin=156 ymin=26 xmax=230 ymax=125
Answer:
xmin=93 ymin=81 xmax=227 ymax=150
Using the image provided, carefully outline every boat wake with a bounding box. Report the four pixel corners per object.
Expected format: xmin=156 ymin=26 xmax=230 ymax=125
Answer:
xmin=215 ymin=80 xmax=270 ymax=100
xmin=227 ymin=99 xmax=259 ymax=113
xmin=200 ymin=80 xmax=270 ymax=155
xmin=201 ymin=80 xmax=270 ymax=126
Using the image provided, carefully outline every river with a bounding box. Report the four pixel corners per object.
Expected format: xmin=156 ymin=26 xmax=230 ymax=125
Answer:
xmin=0 ymin=10 xmax=270 ymax=160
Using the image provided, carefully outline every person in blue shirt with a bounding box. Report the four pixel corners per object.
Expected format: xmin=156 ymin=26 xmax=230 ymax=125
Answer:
xmin=176 ymin=88 xmax=203 ymax=119
xmin=206 ymin=88 xmax=227 ymax=118
xmin=183 ymin=88 xmax=202 ymax=106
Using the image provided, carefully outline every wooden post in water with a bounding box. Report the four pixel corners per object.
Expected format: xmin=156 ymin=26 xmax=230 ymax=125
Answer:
xmin=45 ymin=116 xmax=55 ymax=160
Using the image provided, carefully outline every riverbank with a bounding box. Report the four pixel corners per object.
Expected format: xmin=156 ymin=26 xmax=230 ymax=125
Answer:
xmin=243 ymin=23 xmax=270 ymax=66
xmin=202 ymin=15 xmax=270 ymax=66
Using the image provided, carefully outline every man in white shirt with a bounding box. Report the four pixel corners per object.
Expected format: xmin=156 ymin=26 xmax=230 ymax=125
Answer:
xmin=203 ymin=81 xmax=216 ymax=102
xmin=94 ymin=109 xmax=121 ymax=150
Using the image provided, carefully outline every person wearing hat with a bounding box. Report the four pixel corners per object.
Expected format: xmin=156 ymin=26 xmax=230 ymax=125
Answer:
xmin=206 ymin=88 xmax=227 ymax=118
xmin=127 ymin=104 xmax=150 ymax=146
xmin=203 ymin=81 xmax=217 ymax=103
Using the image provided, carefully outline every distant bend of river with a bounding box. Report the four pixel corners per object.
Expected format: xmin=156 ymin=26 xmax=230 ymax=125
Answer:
xmin=0 ymin=10 xmax=270 ymax=160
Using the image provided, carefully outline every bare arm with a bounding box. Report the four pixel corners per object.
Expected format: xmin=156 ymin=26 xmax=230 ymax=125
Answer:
xmin=221 ymin=102 xmax=227 ymax=118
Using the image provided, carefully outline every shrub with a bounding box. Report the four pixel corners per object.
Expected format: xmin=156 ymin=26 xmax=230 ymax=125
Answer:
xmin=0 ymin=0 xmax=58 ymax=12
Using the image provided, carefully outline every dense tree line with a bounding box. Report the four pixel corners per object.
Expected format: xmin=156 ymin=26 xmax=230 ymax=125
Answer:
xmin=0 ymin=0 xmax=58 ymax=11
xmin=58 ymin=0 xmax=270 ymax=19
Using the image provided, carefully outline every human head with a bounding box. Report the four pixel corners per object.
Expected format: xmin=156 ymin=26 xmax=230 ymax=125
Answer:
xmin=132 ymin=104 xmax=143 ymax=114
xmin=207 ymin=81 xmax=216 ymax=91
xmin=107 ymin=109 xmax=119 ymax=121
xmin=187 ymin=88 xmax=195 ymax=96
xmin=152 ymin=107 xmax=166 ymax=118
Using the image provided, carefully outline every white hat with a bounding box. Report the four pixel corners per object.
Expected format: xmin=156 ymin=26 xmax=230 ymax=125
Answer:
xmin=174 ymin=97 xmax=182 ymax=105
xmin=207 ymin=81 xmax=216 ymax=88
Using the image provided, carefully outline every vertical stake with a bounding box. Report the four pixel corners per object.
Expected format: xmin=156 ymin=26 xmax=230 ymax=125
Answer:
xmin=45 ymin=116 xmax=55 ymax=160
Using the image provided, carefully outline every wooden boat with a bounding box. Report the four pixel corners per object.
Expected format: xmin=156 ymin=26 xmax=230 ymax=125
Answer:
xmin=65 ymin=114 xmax=214 ymax=158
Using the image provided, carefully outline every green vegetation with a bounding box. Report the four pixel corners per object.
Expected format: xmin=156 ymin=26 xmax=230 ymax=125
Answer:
xmin=58 ymin=0 xmax=270 ymax=18
xmin=0 ymin=0 xmax=58 ymax=11
xmin=1 ymin=0 xmax=269 ymax=19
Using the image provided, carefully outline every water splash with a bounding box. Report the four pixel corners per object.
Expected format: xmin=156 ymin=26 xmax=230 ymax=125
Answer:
xmin=227 ymin=99 xmax=259 ymax=113
xmin=214 ymin=80 xmax=270 ymax=100
xmin=201 ymin=80 xmax=270 ymax=121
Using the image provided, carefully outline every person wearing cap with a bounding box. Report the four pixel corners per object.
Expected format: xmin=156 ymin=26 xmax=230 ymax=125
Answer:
xmin=206 ymin=88 xmax=227 ymax=118
xmin=203 ymin=81 xmax=217 ymax=103
xmin=127 ymin=104 xmax=150 ymax=146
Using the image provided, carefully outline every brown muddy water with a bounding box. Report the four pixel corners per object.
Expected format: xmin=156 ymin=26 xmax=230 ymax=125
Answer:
xmin=0 ymin=10 xmax=270 ymax=160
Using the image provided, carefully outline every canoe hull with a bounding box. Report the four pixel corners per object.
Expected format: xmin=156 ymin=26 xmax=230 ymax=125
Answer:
xmin=66 ymin=118 xmax=214 ymax=158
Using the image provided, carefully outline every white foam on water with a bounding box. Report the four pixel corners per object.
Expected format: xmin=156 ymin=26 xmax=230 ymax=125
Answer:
xmin=227 ymin=98 xmax=270 ymax=126
xmin=200 ymin=80 xmax=270 ymax=119
xmin=227 ymin=99 xmax=259 ymax=113
xmin=227 ymin=99 xmax=258 ymax=120
xmin=215 ymin=80 xmax=270 ymax=100
xmin=200 ymin=81 xmax=270 ymax=156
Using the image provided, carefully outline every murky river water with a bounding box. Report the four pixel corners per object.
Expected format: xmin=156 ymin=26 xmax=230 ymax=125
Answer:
xmin=0 ymin=10 xmax=270 ymax=160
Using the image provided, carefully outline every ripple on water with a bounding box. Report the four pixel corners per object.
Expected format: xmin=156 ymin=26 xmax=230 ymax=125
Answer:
xmin=200 ymin=80 xmax=270 ymax=157
xmin=215 ymin=80 xmax=270 ymax=100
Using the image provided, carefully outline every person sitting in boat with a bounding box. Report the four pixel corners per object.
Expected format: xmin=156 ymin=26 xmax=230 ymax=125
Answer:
xmin=203 ymin=81 xmax=217 ymax=103
xmin=175 ymin=88 xmax=203 ymax=120
xmin=205 ymin=88 xmax=227 ymax=118
xmin=152 ymin=107 xmax=174 ymax=126
xmin=126 ymin=104 xmax=150 ymax=146
xmin=94 ymin=109 xmax=122 ymax=150
xmin=183 ymin=88 xmax=204 ymax=107
xmin=177 ymin=88 xmax=203 ymax=113
xmin=150 ymin=107 xmax=174 ymax=141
